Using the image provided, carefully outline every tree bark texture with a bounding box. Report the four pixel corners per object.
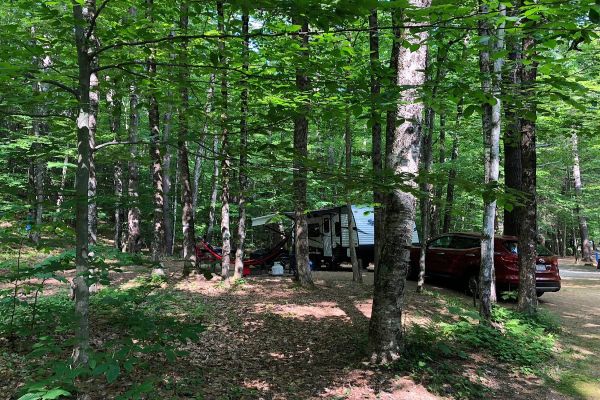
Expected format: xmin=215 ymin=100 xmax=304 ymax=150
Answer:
xmin=234 ymin=13 xmax=250 ymax=280
xmin=369 ymin=8 xmax=383 ymax=271
xmin=417 ymin=102 xmax=433 ymax=293
xmin=430 ymin=113 xmax=446 ymax=236
xmin=147 ymin=0 xmax=165 ymax=267
xmin=179 ymin=1 xmax=197 ymax=274
xmin=193 ymin=74 xmax=215 ymax=217
xmin=55 ymin=155 xmax=69 ymax=217
xmin=503 ymin=19 xmax=522 ymax=237
xmin=217 ymin=1 xmax=232 ymax=279
xmin=87 ymin=49 xmax=99 ymax=246
xmin=127 ymin=84 xmax=142 ymax=253
xmin=162 ymin=102 xmax=174 ymax=256
xmin=72 ymin=0 xmax=94 ymax=367
xmin=292 ymin=17 xmax=314 ymax=288
xmin=207 ymin=130 xmax=220 ymax=243
xmin=107 ymin=87 xmax=124 ymax=250
xmin=517 ymin=34 xmax=539 ymax=315
xmin=572 ymin=133 xmax=593 ymax=263
xmin=30 ymin=50 xmax=50 ymax=244
xmin=369 ymin=0 xmax=431 ymax=363
xmin=345 ymin=110 xmax=361 ymax=283
xmin=478 ymin=3 xmax=504 ymax=322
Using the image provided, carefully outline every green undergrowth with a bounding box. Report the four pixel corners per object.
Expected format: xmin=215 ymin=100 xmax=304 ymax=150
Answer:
xmin=0 ymin=275 xmax=206 ymax=400
xmin=396 ymin=292 xmax=559 ymax=399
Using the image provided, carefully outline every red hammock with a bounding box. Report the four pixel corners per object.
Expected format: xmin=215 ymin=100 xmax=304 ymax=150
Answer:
xmin=195 ymin=236 xmax=288 ymax=268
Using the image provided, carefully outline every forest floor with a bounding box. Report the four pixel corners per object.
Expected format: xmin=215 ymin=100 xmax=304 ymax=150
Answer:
xmin=2 ymin=253 xmax=599 ymax=399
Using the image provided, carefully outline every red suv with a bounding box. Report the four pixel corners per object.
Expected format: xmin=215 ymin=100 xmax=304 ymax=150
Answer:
xmin=410 ymin=233 xmax=561 ymax=296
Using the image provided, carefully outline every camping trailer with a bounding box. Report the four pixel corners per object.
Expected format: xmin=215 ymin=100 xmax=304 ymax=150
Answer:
xmin=252 ymin=205 xmax=419 ymax=268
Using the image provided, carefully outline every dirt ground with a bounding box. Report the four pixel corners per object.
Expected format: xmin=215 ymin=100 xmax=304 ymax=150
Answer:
xmin=156 ymin=266 xmax=572 ymax=400
xmin=3 ymin=257 xmax=599 ymax=399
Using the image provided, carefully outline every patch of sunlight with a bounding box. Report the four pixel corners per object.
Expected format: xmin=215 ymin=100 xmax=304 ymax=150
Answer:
xmin=574 ymin=381 xmax=600 ymax=400
xmin=255 ymin=302 xmax=348 ymax=320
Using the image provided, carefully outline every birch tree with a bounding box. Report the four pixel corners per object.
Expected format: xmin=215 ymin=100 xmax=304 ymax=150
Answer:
xmin=234 ymin=11 xmax=250 ymax=280
xmin=478 ymin=2 xmax=504 ymax=322
xmin=369 ymin=0 xmax=431 ymax=362
xmin=572 ymin=132 xmax=593 ymax=263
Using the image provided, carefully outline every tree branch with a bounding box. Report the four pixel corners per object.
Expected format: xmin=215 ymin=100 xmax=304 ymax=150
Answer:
xmin=0 ymin=109 xmax=75 ymax=120
xmin=41 ymin=79 xmax=79 ymax=98
xmin=94 ymin=140 xmax=146 ymax=152
xmin=23 ymin=73 xmax=78 ymax=98
xmin=86 ymin=0 xmax=111 ymax=42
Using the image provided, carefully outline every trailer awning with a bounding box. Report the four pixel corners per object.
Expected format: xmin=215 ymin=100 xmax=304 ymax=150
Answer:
xmin=251 ymin=212 xmax=293 ymax=227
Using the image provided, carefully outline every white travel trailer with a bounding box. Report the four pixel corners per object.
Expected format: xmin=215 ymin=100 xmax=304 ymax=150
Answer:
xmin=252 ymin=205 xmax=419 ymax=268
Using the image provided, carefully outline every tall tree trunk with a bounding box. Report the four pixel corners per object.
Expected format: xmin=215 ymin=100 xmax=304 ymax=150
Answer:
xmin=72 ymin=0 xmax=94 ymax=367
xmin=30 ymin=49 xmax=50 ymax=244
xmin=172 ymin=152 xmax=179 ymax=253
xmin=31 ymin=112 xmax=46 ymax=245
xmin=345 ymin=109 xmax=361 ymax=283
xmin=206 ymin=131 xmax=220 ymax=243
xmin=417 ymin=45 xmax=450 ymax=293
xmin=369 ymin=8 xmax=383 ymax=271
xmin=503 ymin=17 xmax=522 ymax=236
xmin=162 ymin=102 xmax=174 ymax=256
xmin=55 ymin=154 xmax=69 ymax=218
xmin=87 ymin=59 xmax=99 ymax=247
xmin=443 ymin=113 xmax=460 ymax=234
xmin=127 ymin=84 xmax=142 ymax=253
xmin=292 ymin=16 xmax=314 ymax=288
xmin=217 ymin=1 xmax=232 ymax=279
xmin=478 ymin=2 xmax=504 ymax=322
xmin=417 ymin=99 xmax=434 ymax=294
xmin=147 ymin=0 xmax=165 ymax=271
xmin=193 ymin=74 xmax=215 ymax=217
xmin=108 ymin=87 xmax=124 ymax=250
xmin=572 ymin=132 xmax=593 ymax=263
xmin=377 ymin=5 xmax=402 ymax=293
xmin=517 ymin=34 xmax=539 ymax=315
xmin=179 ymin=1 xmax=197 ymax=275
xmin=234 ymin=12 xmax=250 ymax=280
xmin=430 ymin=113 xmax=446 ymax=235
xmin=369 ymin=0 xmax=431 ymax=362
xmin=442 ymin=43 xmax=467 ymax=233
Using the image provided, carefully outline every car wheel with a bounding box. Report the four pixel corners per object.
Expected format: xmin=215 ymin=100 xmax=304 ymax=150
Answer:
xmin=536 ymin=291 xmax=544 ymax=298
xmin=467 ymin=274 xmax=479 ymax=296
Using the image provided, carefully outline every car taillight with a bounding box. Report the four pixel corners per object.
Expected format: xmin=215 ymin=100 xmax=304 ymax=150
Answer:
xmin=552 ymin=258 xmax=560 ymax=273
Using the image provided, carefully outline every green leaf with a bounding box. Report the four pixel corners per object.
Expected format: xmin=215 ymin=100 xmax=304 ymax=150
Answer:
xmin=590 ymin=7 xmax=600 ymax=23
xmin=106 ymin=363 xmax=121 ymax=384
xmin=41 ymin=388 xmax=71 ymax=399
xmin=17 ymin=394 xmax=43 ymax=400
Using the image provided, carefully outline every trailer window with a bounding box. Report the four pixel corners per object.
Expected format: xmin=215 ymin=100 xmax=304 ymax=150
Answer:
xmin=323 ymin=217 xmax=330 ymax=233
xmin=308 ymin=223 xmax=320 ymax=238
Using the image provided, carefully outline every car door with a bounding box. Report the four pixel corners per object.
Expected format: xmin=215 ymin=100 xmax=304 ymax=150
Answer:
xmin=449 ymin=236 xmax=481 ymax=277
xmin=426 ymin=235 xmax=454 ymax=276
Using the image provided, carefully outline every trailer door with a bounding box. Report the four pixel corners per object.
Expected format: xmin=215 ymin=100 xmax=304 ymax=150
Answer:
xmin=322 ymin=217 xmax=333 ymax=257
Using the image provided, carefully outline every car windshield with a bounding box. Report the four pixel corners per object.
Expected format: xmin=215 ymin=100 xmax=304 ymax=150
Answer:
xmin=504 ymin=240 xmax=554 ymax=256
